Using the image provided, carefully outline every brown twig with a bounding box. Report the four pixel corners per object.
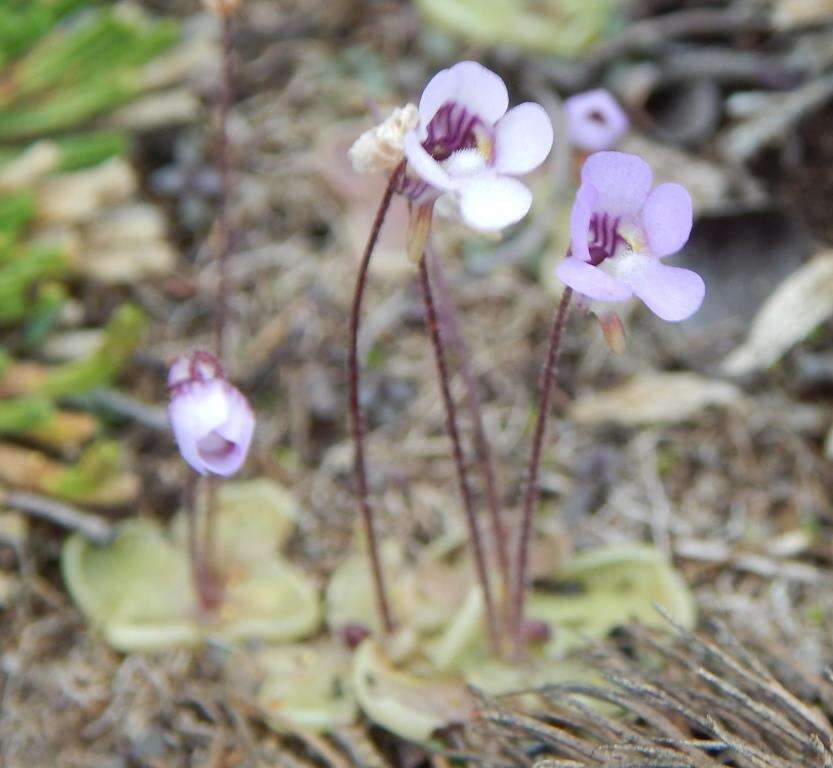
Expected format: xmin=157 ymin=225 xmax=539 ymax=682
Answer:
xmin=347 ymin=162 xmax=404 ymax=635
xmin=512 ymin=287 xmax=572 ymax=653
xmin=1 ymin=488 xmax=113 ymax=543
xmin=418 ymin=254 xmax=499 ymax=651
xmin=428 ymin=249 xmax=510 ymax=615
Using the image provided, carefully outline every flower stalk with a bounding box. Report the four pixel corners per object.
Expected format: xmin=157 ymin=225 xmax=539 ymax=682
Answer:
xmin=347 ymin=161 xmax=405 ymax=635
xmin=213 ymin=8 xmax=234 ymax=360
xmin=417 ymin=252 xmax=499 ymax=651
xmin=184 ymin=472 xmax=223 ymax=611
xmin=428 ymin=250 xmax=510 ymax=619
xmin=512 ymin=286 xmax=572 ymax=653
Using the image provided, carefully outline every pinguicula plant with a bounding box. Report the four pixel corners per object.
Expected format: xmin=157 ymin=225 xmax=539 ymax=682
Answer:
xmin=563 ymin=88 xmax=629 ymax=152
xmin=348 ymin=61 xmax=554 ymax=649
xmin=167 ymin=0 xmax=251 ymax=611
xmin=511 ymin=149 xmax=704 ymax=651
xmin=167 ymin=349 xmax=254 ymax=607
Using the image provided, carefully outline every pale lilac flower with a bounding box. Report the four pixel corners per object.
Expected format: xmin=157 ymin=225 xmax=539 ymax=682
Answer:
xmin=167 ymin=350 xmax=254 ymax=476
xmin=556 ymin=151 xmax=704 ymax=322
xmin=564 ymin=89 xmax=629 ymax=152
xmin=401 ymin=61 xmax=554 ymax=232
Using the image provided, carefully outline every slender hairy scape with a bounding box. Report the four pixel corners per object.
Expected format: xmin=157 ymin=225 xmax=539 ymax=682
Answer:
xmin=418 ymin=254 xmax=499 ymax=651
xmin=213 ymin=10 xmax=234 ymax=358
xmin=428 ymin=250 xmax=510 ymax=606
xmin=512 ymin=287 xmax=573 ymax=651
xmin=347 ymin=162 xmax=404 ymax=634
xmin=196 ymin=9 xmax=235 ymax=611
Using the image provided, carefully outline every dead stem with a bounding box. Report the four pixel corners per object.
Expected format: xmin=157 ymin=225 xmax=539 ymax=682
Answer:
xmin=428 ymin=248 xmax=510 ymax=617
xmin=418 ymin=254 xmax=499 ymax=652
xmin=2 ymin=489 xmax=113 ymax=543
xmin=512 ymin=287 xmax=572 ymax=653
xmin=347 ymin=161 xmax=404 ymax=635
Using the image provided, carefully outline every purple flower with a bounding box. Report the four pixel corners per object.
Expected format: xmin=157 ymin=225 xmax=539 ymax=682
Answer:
xmin=167 ymin=351 xmax=255 ymax=476
xmin=401 ymin=61 xmax=554 ymax=232
xmin=564 ymin=89 xmax=629 ymax=152
xmin=556 ymin=151 xmax=704 ymax=322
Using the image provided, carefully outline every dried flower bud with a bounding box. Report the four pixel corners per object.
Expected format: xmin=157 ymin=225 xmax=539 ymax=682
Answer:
xmin=599 ymin=312 xmax=627 ymax=354
xmin=340 ymin=623 xmax=371 ymax=649
xmin=167 ymin=350 xmax=254 ymax=477
xmin=202 ymin=0 xmax=240 ymax=16
xmin=348 ymin=103 xmax=419 ymax=175
xmin=520 ymin=618 xmax=552 ymax=646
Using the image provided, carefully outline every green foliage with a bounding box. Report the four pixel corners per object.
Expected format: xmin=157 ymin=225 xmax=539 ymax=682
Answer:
xmin=0 ymin=394 xmax=54 ymax=434
xmin=0 ymin=244 xmax=68 ymax=323
xmin=0 ymin=191 xmax=36 ymax=254
xmin=22 ymin=281 xmax=67 ymax=349
xmin=0 ymin=5 xmax=178 ymax=139
xmin=416 ymin=0 xmax=615 ymax=56
xmin=38 ymin=304 xmax=147 ymax=396
xmin=62 ymin=481 xmax=322 ymax=651
xmin=44 ymin=439 xmax=122 ymax=500
xmin=0 ymin=0 xmax=90 ymax=66
xmin=0 ymin=3 xmax=174 ymax=466
xmin=54 ymin=129 xmax=128 ymax=172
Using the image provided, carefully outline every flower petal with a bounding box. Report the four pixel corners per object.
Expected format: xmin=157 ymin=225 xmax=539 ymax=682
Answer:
xmin=569 ymin=183 xmax=598 ymax=263
xmin=580 ymin=151 xmax=652 ymax=217
xmin=418 ymin=67 xmax=458 ymax=137
xmin=404 ymin=131 xmax=455 ymax=192
xmin=640 ymin=182 xmax=693 ymax=258
xmin=206 ymin=384 xmax=255 ymax=476
xmin=169 ymin=380 xmax=231 ymax=475
xmin=627 ymin=260 xmax=705 ymax=321
xmin=564 ymin=89 xmax=629 ymax=152
xmin=419 ymin=61 xmax=508 ymax=129
xmin=556 ymin=257 xmax=633 ymax=301
xmin=458 ymin=175 xmax=531 ymax=231
xmin=493 ymin=102 xmax=554 ymax=175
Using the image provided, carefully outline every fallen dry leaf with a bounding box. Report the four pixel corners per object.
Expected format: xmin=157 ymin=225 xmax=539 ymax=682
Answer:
xmin=722 ymin=252 xmax=833 ymax=375
xmin=35 ymin=158 xmax=136 ymax=225
xmin=570 ymin=372 xmax=743 ymax=426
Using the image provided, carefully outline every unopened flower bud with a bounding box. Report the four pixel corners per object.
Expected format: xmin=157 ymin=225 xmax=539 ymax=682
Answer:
xmin=564 ymin=89 xmax=629 ymax=152
xmin=167 ymin=350 xmax=254 ymax=477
